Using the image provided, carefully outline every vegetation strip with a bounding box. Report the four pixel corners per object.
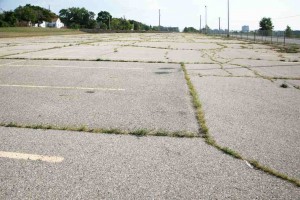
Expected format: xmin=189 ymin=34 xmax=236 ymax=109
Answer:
xmin=180 ymin=62 xmax=300 ymax=187
xmin=0 ymin=57 xmax=215 ymax=65
xmin=0 ymin=122 xmax=198 ymax=138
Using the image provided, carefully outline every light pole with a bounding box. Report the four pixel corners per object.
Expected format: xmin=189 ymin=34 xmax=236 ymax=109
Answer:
xmin=159 ymin=9 xmax=161 ymax=31
xmin=227 ymin=0 xmax=230 ymax=37
xmin=205 ymin=5 xmax=207 ymax=34
xmin=200 ymin=15 xmax=202 ymax=32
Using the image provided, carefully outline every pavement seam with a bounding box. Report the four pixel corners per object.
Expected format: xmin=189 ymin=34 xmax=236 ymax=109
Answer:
xmin=0 ymin=57 xmax=217 ymax=65
xmin=0 ymin=123 xmax=199 ymax=138
xmin=180 ymin=62 xmax=300 ymax=187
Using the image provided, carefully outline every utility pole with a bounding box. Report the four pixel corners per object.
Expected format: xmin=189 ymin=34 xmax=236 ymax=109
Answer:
xmin=200 ymin=15 xmax=202 ymax=32
xmin=227 ymin=0 xmax=230 ymax=37
xmin=159 ymin=9 xmax=161 ymax=31
xmin=219 ymin=17 xmax=220 ymax=31
xmin=205 ymin=6 xmax=207 ymax=34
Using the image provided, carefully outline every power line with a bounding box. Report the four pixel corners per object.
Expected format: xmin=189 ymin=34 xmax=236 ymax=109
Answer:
xmin=273 ymin=15 xmax=300 ymax=20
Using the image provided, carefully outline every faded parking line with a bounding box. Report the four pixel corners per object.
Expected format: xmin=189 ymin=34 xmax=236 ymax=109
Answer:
xmin=0 ymin=151 xmax=64 ymax=163
xmin=0 ymin=60 xmax=24 ymax=66
xmin=0 ymin=84 xmax=125 ymax=91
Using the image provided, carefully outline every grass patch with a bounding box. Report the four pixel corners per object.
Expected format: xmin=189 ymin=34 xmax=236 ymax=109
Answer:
xmin=0 ymin=122 xmax=199 ymax=138
xmin=0 ymin=27 xmax=83 ymax=38
xmin=277 ymin=45 xmax=299 ymax=53
xmin=129 ymin=129 xmax=149 ymax=136
xmin=180 ymin=62 xmax=300 ymax=187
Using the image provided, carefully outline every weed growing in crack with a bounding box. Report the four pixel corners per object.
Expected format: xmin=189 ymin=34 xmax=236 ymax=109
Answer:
xmin=0 ymin=122 xmax=200 ymax=138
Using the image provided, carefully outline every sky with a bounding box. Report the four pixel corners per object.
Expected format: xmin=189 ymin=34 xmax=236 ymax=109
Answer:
xmin=0 ymin=0 xmax=299 ymax=31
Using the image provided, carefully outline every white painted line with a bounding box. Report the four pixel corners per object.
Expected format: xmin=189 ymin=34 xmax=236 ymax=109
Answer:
xmin=0 ymin=151 xmax=64 ymax=163
xmin=0 ymin=84 xmax=125 ymax=91
xmin=0 ymin=60 xmax=24 ymax=67
xmin=8 ymin=65 xmax=143 ymax=70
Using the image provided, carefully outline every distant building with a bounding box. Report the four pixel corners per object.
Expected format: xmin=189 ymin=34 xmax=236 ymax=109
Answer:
xmin=34 ymin=18 xmax=64 ymax=29
xmin=242 ymin=25 xmax=249 ymax=32
xmin=47 ymin=18 xmax=64 ymax=29
xmin=39 ymin=21 xmax=47 ymax=28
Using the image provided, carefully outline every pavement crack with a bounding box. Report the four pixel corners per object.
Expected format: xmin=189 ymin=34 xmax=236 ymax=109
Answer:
xmin=180 ymin=62 xmax=300 ymax=187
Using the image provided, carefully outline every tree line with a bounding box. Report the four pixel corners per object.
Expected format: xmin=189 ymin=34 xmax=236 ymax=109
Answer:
xmin=0 ymin=4 xmax=179 ymax=32
xmin=0 ymin=4 xmax=56 ymax=27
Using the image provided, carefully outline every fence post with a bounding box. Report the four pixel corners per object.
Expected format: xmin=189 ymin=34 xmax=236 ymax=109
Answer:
xmin=277 ymin=32 xmax=279 ymax=44
xmin=284 ymin=32 xmax=286 ymax=46
xmin=254 ymin=31 xmax=256 ymax=43
xmin=247 ymin=31 xmax=249 ymax=40
xmin=271 ymin=31 xmax=272 ymax=44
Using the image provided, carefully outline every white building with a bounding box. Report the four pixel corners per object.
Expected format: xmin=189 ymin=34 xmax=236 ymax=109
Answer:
xmin=39 ymin=21 xmax=47 ymax=28
xmin=34 ymin=18 xmax=64 ymax=29
xmin=242 ymin=25 xmax=249 ymax=32
xmin=47 ymin=18 xmax=64 ymax=29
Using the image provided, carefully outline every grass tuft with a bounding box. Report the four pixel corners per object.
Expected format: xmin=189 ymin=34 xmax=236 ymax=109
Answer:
xmin=0 ymin=122 xmax=199 ymax=138
xmin=128 ymin=129 xmax=149 ymax=136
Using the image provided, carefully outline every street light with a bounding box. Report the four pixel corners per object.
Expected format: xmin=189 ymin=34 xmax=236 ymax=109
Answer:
xmin=200 ymin=15 xmax=202 ymax=32
xmin=227 ymin=0 xmax=230 ymax=37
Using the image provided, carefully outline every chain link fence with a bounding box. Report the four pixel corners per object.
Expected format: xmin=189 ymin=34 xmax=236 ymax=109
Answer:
xmin=207 ymin=30 xmax=300 ymax=46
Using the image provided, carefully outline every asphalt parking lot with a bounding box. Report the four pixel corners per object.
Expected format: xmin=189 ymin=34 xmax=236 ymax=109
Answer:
xmin=0 ymin=33 xmax=299 ymax=199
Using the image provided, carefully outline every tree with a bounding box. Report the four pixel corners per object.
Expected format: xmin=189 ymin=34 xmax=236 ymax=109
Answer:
xmin=259 ymin=17 xmax=273 ymax=31
xmin=259 ymin=17 xmax=273 ymax=36
xmin=285 ymin=25 xmax=292 ymax=38
xmin=59 ymin=7 xmax=96 ymax=29
xmin=183 ymin=27 xmax=199 ymax=33
xmin=0 ymin=11 xmax=17 ymax=27
xmin=96 ymin=11 xmax=112 ymax=29
xmin=14 ymin=4 xmax=56 ymax=23
xmin=110 ymin=18 xmax=132 ymax=30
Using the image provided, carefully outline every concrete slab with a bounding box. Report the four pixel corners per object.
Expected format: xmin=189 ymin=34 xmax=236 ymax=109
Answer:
xmin=0 ymin=43 xmax=69 ymax=57
xmin=0 ymin=60 xmax=198 ymax=132
xmin=101 ymin=46 xmax=167 ymax=62
xmin=168 ymin=50 xmax=212 ymax=63
xmin=0 ymin=127 xmax=299 ymax=199
xmin=7 ymin=45 xmax=117 ymax=60
xmin=190 ymin=75 xmax=300 ymax=179
xmin=223 ymin=65 xmax=256 ymax=77
xmin=218 ymin=48 xmax=281 ymax=61
xmin=229 ymin=59 xmax=300 ymax=78
xmin=186 ymin=64 xmax=230 ymax=76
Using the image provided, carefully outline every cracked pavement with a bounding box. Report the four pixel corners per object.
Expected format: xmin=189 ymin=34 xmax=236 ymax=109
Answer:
xmin=0 ymin=33 xmax=299 ymax=199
